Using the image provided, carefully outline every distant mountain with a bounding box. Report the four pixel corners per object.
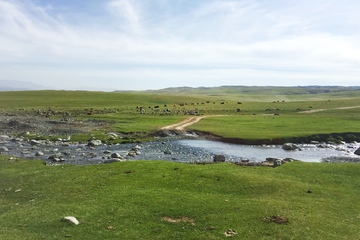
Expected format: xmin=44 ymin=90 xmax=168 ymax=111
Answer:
xmin=144 ymin=85 xmax=360 ymax=95
xmin=0 ymin=80 xmax=43 ymax=91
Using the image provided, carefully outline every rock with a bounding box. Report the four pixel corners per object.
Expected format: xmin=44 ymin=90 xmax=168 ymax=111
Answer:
xmin=108 ymin=136 xmax=117 ymax=140
xmin=310 ymin=141 xmax=319 ymax=144
xmin=88 ymin=139 xmax=102 ymax=147
xmin=266 ymin=157 xmax=283 ymax=162
xmin=273 ymin=159 xmax=283 ymax=167
xmin=128 ymin=151 xmax=137 ymax=157
xmin=0 ymin=146 xmax=9 ymax=152
xmin=11 ymin=138 xmax=23 ymax=142
xmin=164 ymin=150 xmax=173 ymax=155
xmin=62 ymin=151 xmax=71 ymax=156
xmin=261 ymin=162 xmax=273 ymax=167
xmin=132 ymin=145 xmax=142 ymax=150
xmin=103 ymin=150 xmax=112 ymax=154
xmin=35 ymin=151 xmax=44 ymax=156
xmin=355 ymin=147 xmax=360 ymax=156
xmin=107 ymin=132 xmax=118 ymax=139
xmin=53 ymin=158 xmax=65 ymax=162
xmin=111 ymin=153 xmax=121 ymax=159
xmin=213 ymin=154 xmax=226 ymax=163
xmin=48 ymin=153 xmax=62 ymax=160
xmin=30 ymin=140 xmax=42 ymax=146
xmin=241 ymin=159 xmax=250 ymax=163
xmin=282 ymin=143 xmax=300 ymax=151
xmin=283 ymin=158 xmax=295 ymax=162
xmin=63 ymin=216 xmax=79 ymax=225
xmin=104 ymin=159 xmax=122 ymax=164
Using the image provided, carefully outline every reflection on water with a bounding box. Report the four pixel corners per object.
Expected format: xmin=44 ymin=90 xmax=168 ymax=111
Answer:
xmin=177 ymin=140 xmax=360 ymax=163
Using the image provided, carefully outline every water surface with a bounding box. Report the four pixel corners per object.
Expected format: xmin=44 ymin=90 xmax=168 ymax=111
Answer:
xmin=177 ymin=140 xmax=360 ymax=162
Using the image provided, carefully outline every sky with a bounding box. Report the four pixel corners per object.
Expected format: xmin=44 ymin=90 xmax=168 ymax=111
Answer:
xmin=1 ymin=0 xmax=360 ymax=91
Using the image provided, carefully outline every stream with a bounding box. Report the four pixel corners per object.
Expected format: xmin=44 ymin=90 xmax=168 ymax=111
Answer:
xmin=1 ymin=134 xmax=360 ymax=165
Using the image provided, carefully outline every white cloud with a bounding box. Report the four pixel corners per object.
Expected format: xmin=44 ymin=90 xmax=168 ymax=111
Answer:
xmin=0 ymin=0 xmax=360 ymax=90
xmin=106 ymin=0 xmax=143 ymax=34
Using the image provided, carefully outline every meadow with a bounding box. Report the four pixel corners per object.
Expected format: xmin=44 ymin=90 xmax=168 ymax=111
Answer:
xmin=1 ymin=156 xmax=360 ymax=239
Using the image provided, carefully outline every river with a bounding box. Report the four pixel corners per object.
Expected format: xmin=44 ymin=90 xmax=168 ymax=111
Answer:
xmin=176 ymin=139 xmax=360 ymax=163
xmin=1 ymin=135 xmax=360 ymax=164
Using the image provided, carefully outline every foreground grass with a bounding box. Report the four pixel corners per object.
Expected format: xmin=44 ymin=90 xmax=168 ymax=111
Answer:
xmin=1 ymin=156 xmax=359 ymax=239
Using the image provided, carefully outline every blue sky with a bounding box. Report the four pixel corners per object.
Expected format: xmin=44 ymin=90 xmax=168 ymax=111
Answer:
xmin=1 ymin=0 xmax=360 ymax=90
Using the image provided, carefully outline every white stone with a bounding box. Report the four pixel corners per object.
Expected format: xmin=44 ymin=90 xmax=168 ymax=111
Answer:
xmin=64 ymin=216 xmax=79 ymax=225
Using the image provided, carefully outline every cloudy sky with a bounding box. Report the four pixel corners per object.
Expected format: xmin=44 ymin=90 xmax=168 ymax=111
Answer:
xmin=1 ymin=0 xmax=360 ymax=91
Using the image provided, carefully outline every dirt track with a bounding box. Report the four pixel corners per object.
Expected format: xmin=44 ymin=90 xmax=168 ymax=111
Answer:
xmin=299 ymin=105 xmax=360 ymax=114
xmin=161 ymin=115 xmax=224 ymax=131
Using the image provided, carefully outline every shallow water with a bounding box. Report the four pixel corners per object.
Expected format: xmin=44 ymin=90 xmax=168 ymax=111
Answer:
xmin=176 ymin=140 xmax=360 ymax=163
xmin=1 ymin=135 xmax=360 ymax=164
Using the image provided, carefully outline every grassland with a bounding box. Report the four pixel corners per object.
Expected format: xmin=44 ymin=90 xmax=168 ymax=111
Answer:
xmin=1 ymin=86 xmax=360 ymax=239
xmin=1 ymin=87 xmax=360 ymax=143
xmin=1 ymin=156 xmax=360 ymax=239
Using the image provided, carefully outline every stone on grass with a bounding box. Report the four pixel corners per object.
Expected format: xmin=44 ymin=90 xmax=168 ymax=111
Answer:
xmin=273 ymin=159 xmax=283 ymax=167
xmin=104 ymin=159 xmax=122 ymax=164
xmin=63 ymin=216 xmax=79 ymax=225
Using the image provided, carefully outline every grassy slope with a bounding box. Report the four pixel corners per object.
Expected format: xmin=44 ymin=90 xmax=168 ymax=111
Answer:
xmin=1 ymin=156 xmax=359 ymax=239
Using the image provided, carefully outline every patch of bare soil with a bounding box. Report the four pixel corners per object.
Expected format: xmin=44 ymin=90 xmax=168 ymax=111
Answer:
xmin=161 ymin=216 xmax=196 ymax=225
xmin=224 ymin=229 xmax=238 ymax=237
xmin=262 ymin=215 xmax=289 ymax=224
xmin=299 ymin=105 xmax=360 ymax=114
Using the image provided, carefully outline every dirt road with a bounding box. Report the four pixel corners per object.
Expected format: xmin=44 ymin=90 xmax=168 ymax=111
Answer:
xmin=161 ymin=115 xmax=224 ymax=131
xmin=299 ymin=105 xmax=360 ymax=114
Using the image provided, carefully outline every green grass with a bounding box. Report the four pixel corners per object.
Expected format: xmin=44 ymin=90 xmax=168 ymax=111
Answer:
xmin=189 ymin=109 xmax=360 ymax=140
xmin=1 ymin=156 xmax=360 ymax=239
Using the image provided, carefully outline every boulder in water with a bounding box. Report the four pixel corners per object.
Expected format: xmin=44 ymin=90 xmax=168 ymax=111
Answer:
xmin=213 ymin=154 xmax=226 ymax=163
xmin=88 ymin=139 xmax=102 ymax=147
xmin=355 ymin=147 xmax=360 ymax=156
xmin=282 ymin=143 xmax=300 ymax=151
